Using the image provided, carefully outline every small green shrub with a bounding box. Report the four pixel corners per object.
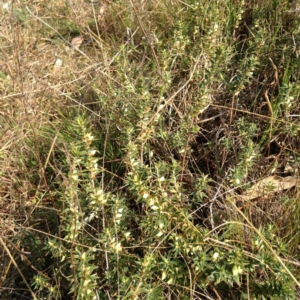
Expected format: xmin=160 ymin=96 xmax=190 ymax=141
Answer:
xmin=1 ymin=0 xmax=300 ymax=299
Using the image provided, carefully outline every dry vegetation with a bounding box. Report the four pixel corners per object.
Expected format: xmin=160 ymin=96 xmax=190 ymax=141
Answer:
xmin=1 ymin=0 xmax=300 ymax=299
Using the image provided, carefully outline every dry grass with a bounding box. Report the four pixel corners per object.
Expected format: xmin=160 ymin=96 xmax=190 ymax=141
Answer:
xmin=1 ymin=0 xmax=300 ymax=299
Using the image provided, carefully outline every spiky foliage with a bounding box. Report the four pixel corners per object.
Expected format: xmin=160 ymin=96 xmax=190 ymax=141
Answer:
xmin=1 ymin=0 xmax=300 ymax=299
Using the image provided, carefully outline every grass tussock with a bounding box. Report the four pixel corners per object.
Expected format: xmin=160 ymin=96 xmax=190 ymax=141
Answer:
xmin=1 ymin=0 xmax=300 ymax=299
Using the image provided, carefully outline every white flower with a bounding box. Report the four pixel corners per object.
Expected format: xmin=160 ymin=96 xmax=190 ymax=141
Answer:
xmin=89 ymin=149 xmax=97 ymax=156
